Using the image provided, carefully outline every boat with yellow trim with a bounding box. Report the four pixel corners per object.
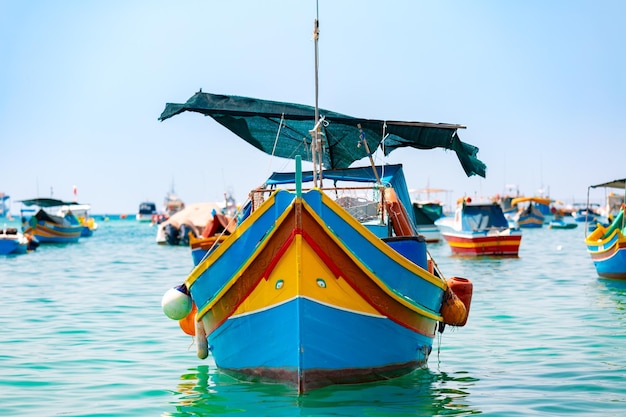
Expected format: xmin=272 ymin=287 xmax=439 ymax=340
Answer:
xmin=511 ymin=196 xmax=554 ymax=228
xmin=585 ymin=178 xmax=626 ymax=279
xmin=19 ymin=198 xmax=83 ymax=244
xmin=158 ymin=89 xmax=485 ymax=393
xmin=157 ymin=13 xmax=485 ymax=393
xmin=435 ymin=197 xmax=522 ymax=256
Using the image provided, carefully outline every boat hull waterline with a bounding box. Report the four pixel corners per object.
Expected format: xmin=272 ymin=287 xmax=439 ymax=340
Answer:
xmin=176 ymin=188 xmax=467 ymax=392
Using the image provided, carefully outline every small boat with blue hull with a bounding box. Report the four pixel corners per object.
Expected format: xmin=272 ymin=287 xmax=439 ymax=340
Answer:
xmin=158 ymin=85 xmax=485 ymax=393
xmin=585 ymin=178 xmax=626 ymax=279
xmin=435 ymin=198 xmax=522 ymax=256
xmin=549 ymin=218 xmax=578 ymax=229
xmin=511 ymin=197 xmax=553 ymax=228
xmin=0 ymin=226 xmax=39 ymax=255
xmin=19 ymin=198 xmax=83 ymax=244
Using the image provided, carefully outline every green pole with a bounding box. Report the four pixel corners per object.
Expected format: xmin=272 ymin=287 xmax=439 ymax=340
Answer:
xmin=295 ymin=155 xmax=302 ymax=198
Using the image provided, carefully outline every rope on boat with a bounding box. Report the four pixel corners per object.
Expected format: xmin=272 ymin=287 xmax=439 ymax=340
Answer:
xmin=265 ymin=113 xmax=285 ymax=179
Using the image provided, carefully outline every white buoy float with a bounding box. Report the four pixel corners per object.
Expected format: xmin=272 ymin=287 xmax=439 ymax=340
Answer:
xmin=161 ymin=284 xmax=192 ymax=320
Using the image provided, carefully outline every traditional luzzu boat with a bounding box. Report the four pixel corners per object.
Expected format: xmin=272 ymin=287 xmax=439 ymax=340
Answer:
xmin=511 ymin=196 xmax=553 ymax=228
xmin=585 ymin=178 xmax=626 ymax=279
xmin=57 ymin=203 xmax=98 ymax=237
xmin=158 ymin=86 xmax=486 ymax=392
xmin=158 ymin=12 xmax=487 ymax=393
xmin=19 ymin=198 xmax=83 ymax=244
xmin=435 ymin=198 xmax=523 ymax=256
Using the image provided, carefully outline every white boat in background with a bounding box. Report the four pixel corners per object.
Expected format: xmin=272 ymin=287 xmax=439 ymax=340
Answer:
xmin=137 ymin=201 xmax=158 ymax=222
xmin=410 ymin=187 xmax=448 ymax=243
xmin=155 ymin=202 xmax=225 ymax=245
xmin=164 ymin=184 xmax=185 ymax=218
xmin=57 ymin=203 xmax=98 ymax=237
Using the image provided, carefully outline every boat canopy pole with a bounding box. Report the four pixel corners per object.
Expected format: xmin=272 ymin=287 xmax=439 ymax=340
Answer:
xmin=357 ymin=123 xmax=382 ymax=185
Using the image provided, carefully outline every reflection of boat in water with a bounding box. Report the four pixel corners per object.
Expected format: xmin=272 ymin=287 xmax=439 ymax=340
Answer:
xmin=170 ymin=365 xmax=475 ymax=415
xmin=137 ymin=201 xmax=157 ymax=222
xmin=435 ymin=198 xmax=522 ymax=256
xmin=19 ymin=198 xmax=83 ymax=244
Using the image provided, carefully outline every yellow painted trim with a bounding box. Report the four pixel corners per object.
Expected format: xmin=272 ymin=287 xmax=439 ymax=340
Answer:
xmin=315 ymin=191 xmax=445 ymax=288
xmin=194 ymin=194 xmax=297 ymax=318
xmin=585 ymin=226 xmax=626 ymax=253
xmin=304 ymin=193 xmax=443 ymax=321
xmin=232 ymin=234 xmax=383 ymax=317
xmin=186 ymin=190 xmax=283 ymax=287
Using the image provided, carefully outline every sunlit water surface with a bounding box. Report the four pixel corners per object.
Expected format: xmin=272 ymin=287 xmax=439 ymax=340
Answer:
xmin=1 ymin=219 xmax=625 ymax=416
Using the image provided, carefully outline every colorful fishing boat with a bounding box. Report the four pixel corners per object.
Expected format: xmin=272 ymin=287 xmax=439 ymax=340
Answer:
xmin=585 ymin=178 xmax=626 ymax=279
xmin=19 ymin=198 xmax=83 ymax=244
xmin=158 ymin=83 xmax=486 ymax=393
xmin=510 ymin=196 xmax=553 ymax=228
xmin=0 ymin=226 xmax=39 ymax=255
xmin=548 ymin=208 xmax=577 ymax=229
xmin=57 ymin=203 xmax=98 ymax=237
xmin=435 ymin=198 xmax=522 ymax=256
xmin=548 ymin=218 xmax=578 ymax=229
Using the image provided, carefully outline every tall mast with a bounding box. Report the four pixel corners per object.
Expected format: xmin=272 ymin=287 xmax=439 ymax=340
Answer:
xmin=310 ymin=3 xmax=322 ymax=188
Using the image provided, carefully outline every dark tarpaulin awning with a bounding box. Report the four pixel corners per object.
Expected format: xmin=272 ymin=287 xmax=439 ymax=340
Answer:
xmin=159 ymin=91 xmax=486 ymax=178
xmin=590 ymin=179 xmax=626 ymax=189
xmin=19 ymin=198 xmax=81 ymax=208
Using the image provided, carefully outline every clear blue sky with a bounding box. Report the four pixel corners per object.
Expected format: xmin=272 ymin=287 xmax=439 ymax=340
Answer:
xmin=1 ymin=1 xmax=624 ymax=214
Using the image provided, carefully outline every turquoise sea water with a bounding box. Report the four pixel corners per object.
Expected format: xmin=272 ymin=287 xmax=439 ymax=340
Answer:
xmin=1 ymin=218 xmax=625 ymax=416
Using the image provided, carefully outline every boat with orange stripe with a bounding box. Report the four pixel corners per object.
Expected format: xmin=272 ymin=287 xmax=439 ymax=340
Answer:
xmin=435 ymin=197 xmax=522 ymax=256
xmin=158 ymin=37 xmax=485 ymax=392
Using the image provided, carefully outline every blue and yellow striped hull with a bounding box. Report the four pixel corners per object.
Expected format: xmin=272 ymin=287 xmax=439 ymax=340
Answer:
xmin=186 ymin=189 xmax=447 ymax=392
xmin=24 ymin=220 xmax=82 ymax=243
xmin=586 ymin=220 xmax=626 ymax=279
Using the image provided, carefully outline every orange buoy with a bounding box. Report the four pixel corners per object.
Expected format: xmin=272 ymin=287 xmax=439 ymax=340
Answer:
xmin=178 ymin=302 xmax=197 ymax=336
xmin=441 ymin=289 xmax=467 ymax=326
xmin=446 ymin=277 xmax=473 ymax=326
